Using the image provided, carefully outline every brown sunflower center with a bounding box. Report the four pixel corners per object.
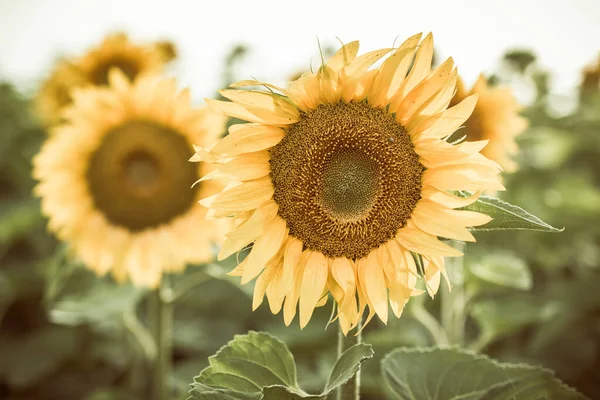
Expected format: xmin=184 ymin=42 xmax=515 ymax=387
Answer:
xmin=86 ymin=120 xmax=198 ymax=231
xmin=270 ymin=101 xmax=424 ymax=259
xmin=320 ymin=148 xmax=378 ymax=220
xmin=90 ymin=56 xmax=140 ymax=85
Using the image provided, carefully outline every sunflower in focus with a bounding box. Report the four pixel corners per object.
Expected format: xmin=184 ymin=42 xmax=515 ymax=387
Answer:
xmin=193 ymin=34 xmax=503 ymax=334
xmin=450 ymin=75 xmax=528 ymax=172
xmin=34 ymin=71 xmax=227 ymax=288
xmin=35 ymin=32 xmax=177 ymax=126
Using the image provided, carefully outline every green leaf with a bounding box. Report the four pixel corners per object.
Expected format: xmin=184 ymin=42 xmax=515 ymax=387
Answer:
xmin=381 ymin=346 xmax=588 ymax=400
xmin=49 ymin=281 xmax=144 ymax=326
xmin=461 ymin=196 xmax=563 ymax=232
xmin=191 ymin=331 xmax=298 ymax=396
xmin=0 ymin=326 xmax=78 ymax=389
xmin=188 ymin=383 xmax=260 ymax=400
xmin=323 ymin=343 xmax=374 ymax=394
xmin=262 ymin=385 xmax=324 ymax=399
xmin=468 ymin=253 xmax=532 ymax=290
xmin=0 ymin=200 xmax=43 ymax=245
xmin=0 ymin=271 xmax=14 ymax=324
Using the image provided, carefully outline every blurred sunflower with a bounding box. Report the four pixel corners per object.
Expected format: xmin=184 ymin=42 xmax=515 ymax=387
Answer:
xmin=192 ymin=34 xmax=503 ymax=334
xmin=34 ymin=60 xmax=86 ymax=127
xmin=35 ymin=32 xmax=177 ymax=126
xmin=580 ymin=55 xmax=600 ymax=98
xmin=34 ymin=71 xmax=227 ymax=288
xmin=450 ymin=75 xmax=528 ymax=172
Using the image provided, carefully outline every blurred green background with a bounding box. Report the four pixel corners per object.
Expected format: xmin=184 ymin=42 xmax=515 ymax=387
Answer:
xmin=1 ymin=44 xmax=600 ymax=399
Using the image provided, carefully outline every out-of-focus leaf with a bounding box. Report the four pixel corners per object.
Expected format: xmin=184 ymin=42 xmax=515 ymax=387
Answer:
xmin=0 ymin=200 xmax=43 ymax=245
xmin=382 ymin=347 xmax=588 ymax=400
xmin=503 ymin=50 xmax=536 ymax=72
xmin=85 ymin=389 xmax=130 ymax=400
xmin=322 ymin=343 xmax=373 ymax=394
xmin=470 ymin=296 xmax=549 ymax=347
xmin=468 ymin=253 xmax=532 ymax=290
xmin=524 ymin=127 xmax=577 ymax=169
xmin=463 ymin=196 xmax=563 ymax=232
xmin=43 ymin=245 xmax=79 ymax=303
xmin=190 ymin=331 xmax=299 ymax=396
xmin=0 ymin=325 xmax=78 ymax=389
xmin=49 ymin=281 xmax=144 ymax=326
xmin=0 ymin=271 xmax=14 ymax=323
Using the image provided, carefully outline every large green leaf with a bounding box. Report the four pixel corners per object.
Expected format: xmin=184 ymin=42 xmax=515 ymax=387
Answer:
xmin=188 ymin=383 xmax=260 ymax=400
xmin=188 ymin=332 xmax=368 ymax=400
xmin=382 ymin=347 xmax=588 ymax=400
xmin=323 ymin=343 xmax=374 ymax=394
xmin=190 ymin=331 xmax=299 ymax=398
xmin=462 ymin=196 xmax=562 ymax=232
xmin=262 ymin=385 xmax=325 ymax=399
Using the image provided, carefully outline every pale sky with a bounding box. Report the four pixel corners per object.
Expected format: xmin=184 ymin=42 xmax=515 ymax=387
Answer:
xmin=1 ymin=0 xmax=599 ymax=99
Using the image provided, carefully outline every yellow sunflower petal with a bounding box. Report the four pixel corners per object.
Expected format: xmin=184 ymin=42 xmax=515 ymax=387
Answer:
xmin=199 ymin=151 xmax=271 ymax=182
xmin=340 ymin=48 xmax=394 ymax=102
xmin=253 ymin=258 xmax=280 ymax=310
xmin=422 ymin=164 xmax=505 ymax=191
xmin=395 ymin=33 xmax=434 ymax=101
xmin=421 ymin=187 xmax=482 ymax=209
xmin=327 ymin=41 xmax=360 ymax=72
xmin=219 ymin=89 xmax=300 ymax=124
xmin=411 ymin=94 xmax=478 ymax=140
xmin=199 ymin=177 xmax=274 ymax=212
xmin=218 ymin=200 xmax=279 ymax=260
xmin=394 ymin=57 xmax=455 ymax=125
xmin=266 ymin=268 xmax=286 ymax=314
xmin=395 ymin=221 xmax=463 ymax=257
xmin=359 ymin=251 xmax=388 ymax=324
xmin=283 ymin=250 xmax=310 ymax=326
xmin=210 ymin=123 xmax=285 ymax=157
xmin=411 ymin=200 xmax=477 ymax=242
xmin=331 ymin=257 xmax=357 ymax=310
xmin=299 ymin=251 xmax=329 ymax=328
xmin=240 ymin=216 xmax=288 ymax=284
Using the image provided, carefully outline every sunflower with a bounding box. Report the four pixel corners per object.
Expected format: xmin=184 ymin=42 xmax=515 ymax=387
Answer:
xmin=34 ymin=60 xmax=87 ymax=127
xmin=35 ymin=32 xmax=176 ymax=126
xmin=580 ymin=55 xmax=600 ymax=99
xmin=34 ymin=70 xmax=227 ymax=288
xmin=192 ymin=34 xmax=503 ymax=334
xmin=450 ymin=75 xmax=528 ymax=172
xmin=76 ymin=32 xmax=173 ymax=86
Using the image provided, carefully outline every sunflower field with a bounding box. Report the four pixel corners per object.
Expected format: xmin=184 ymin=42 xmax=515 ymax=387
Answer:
xmin=1 ymin=18 xmax=600 ymax=400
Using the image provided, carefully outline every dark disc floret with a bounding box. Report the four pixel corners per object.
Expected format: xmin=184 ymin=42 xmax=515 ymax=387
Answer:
xmin=269 ymin=101 xmax=423 ymax=259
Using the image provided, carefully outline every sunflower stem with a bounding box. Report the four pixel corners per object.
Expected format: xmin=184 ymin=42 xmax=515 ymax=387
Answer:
xmin=169 ymin=269 xmax=211 ymax=304
xmin=441 ymin=241 xmax=466 ymax=345
xmin=337 ymin=319 xmax=362 ymax=400
xmin=409 ymin=301 xmax=449 ymax=345
xmin=151 ymin=280 xmax=173 ymax=400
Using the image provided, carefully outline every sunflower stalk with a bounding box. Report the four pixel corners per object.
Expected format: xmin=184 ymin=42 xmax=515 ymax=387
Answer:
xmin=150 ymin=281 xmax=174 ymax=400
xmin=440 ymin=241 xmax=467 ymax=345
xmin=409 ymin=300 xmax=449 ymax=345
xmin=123 ymin=310 xmax=156 ymax=396
xmin=337 ymin=320 xmax=362 ymax=400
